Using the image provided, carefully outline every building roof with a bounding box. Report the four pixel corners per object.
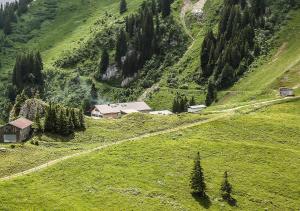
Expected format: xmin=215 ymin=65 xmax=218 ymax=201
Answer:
xmin=94 ymin=102 xmax=151 ymax=114
xmin=189 ymin=105 xmax=207 ymax=109
xmin=149 ymin=110 xmax=173 ymax=115
xmin=9 ymin=117 xmax=34 ymax=129
xmin=121 ymin=109 xmax=139 ymax=114
xmin=279 ymin=87 xmax=294 ymax=91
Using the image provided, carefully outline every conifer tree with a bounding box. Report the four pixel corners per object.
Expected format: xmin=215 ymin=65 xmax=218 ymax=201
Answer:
xmin=160 ymin=0 xmax=171 ymax=18
xmin=120 ymin=0 xmax=127 ymax=14
xmin=190 ymin=152 xmax=206 ymax=197
xmin=189 ymin=96 xmax=196 ymax=106
xmin=44 ymin=105 xmax=51 ymax=132
xmin=97 ymin=48 xmax=109 ymax=80
xmin=220 ymin=171 xmax=234 ymax=203
xmin=34 ymin=111 xmax=43 ymax=134
xmin=115 ymin=29 xmax=127 ymax=67
xmin=205 ymin=78 xmax=217 ymax=106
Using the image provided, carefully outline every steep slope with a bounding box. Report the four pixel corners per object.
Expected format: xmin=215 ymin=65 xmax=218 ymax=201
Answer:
xmin=218 ymin=9 xmax=300 ymax=104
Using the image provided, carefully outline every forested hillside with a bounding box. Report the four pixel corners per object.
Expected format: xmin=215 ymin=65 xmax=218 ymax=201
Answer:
xmin=0 ymin=0 xmax=299 ymax=122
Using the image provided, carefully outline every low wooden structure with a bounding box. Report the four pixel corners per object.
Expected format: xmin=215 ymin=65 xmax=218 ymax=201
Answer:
xmin=0 ymin=118 xmax=33 ymax=143
xmin=91 ymin=101 xmax=152 ymax=119
xmin=188 ymin=105 xmax=207 ymax=113
xmin=279 ymin=87 xmax=294 ymax=97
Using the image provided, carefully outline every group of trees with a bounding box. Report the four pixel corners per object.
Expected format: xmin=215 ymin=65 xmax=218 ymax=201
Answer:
xmin=172 ymin=95 xmax=196 ymax=113
xmin=96 ymin=0 xmax=174 ymax=79
xmin=12 ymin=51 xmax=44 ymax=97
xmin=202 ymin=0 xmax=267 ymax=105
xmin=190 ymin=152 xmax=235 ymax=205
xmin=0 ymin=0 xmax=32 ymax=35
xmin=43 ymin=103 xmax=85 ymax=136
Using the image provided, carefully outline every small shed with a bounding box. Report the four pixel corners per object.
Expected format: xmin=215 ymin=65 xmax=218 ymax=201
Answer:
xmin=0 ymin=118 xmax=33 ymax=143
xmin=279 ymin=87 xmax=294 ymax=97
xmin=188 ymin=105 xmax=207 ymax=113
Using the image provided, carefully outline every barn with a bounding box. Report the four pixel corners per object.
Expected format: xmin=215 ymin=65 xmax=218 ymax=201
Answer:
xmin=91 ymin=102 xmax=152 ymax=118
xmin=0 ymin=117 xmax=34 ymax=143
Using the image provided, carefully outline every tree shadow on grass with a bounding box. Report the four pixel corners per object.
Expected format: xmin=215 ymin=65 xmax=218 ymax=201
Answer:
xmin=192 ymin=192 xmax=212 ymax=209
xmin=227 ymin=197 xmax=237 ymax=207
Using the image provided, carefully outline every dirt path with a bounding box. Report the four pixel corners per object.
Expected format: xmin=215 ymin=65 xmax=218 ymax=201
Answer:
xmin=1 ymin=96 xmax=299 ymax=181
xmin=181 ymin=0 xmax=194 ymax=40
xmin=0 ymin=113 xmax=230 ymax=182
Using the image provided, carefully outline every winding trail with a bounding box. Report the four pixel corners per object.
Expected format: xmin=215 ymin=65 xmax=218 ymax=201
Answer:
xmin=0 ymin=113 xmax=230 ymax=182
xmin=0 ymin=96 xmax=299 ymax=181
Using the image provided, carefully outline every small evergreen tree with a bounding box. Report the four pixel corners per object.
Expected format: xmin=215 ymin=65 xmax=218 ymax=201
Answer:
xmin=120 ymin=0 xmax=127 ymax=14
xmin=189 ymin=96 xmax=196 ymax=106
xmin=34 ymin=111 xmax=43 ymax=134
xmin=190 ymin=152 xmax=206 ymax=197
xmin=220 ymin=171 xmax=233 ymax=202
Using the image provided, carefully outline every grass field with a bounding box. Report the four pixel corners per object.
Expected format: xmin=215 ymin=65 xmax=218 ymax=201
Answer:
xmin=0 ymin=112 xmax=213 ymax=177
xmin=0 ymin=99 xmax=299 ymax=210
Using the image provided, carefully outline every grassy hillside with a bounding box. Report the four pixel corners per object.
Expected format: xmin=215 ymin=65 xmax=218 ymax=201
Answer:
xmin=0 ymin=99 xmax=299 ymax=210
xmin=0 ymin=112 xmax=214 ymax=177
xmin=218 ymin=8 xmax=300 ymax=104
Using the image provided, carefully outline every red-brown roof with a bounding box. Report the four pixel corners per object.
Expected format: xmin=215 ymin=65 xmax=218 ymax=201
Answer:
xmin=9 ymin=117 xmax=33 ymax=129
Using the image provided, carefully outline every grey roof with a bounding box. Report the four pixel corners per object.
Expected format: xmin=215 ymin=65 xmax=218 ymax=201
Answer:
xmin=94 ymin=102 xmax=151 ymax=114
xmin=189 ymin=105 xmax=207 ymax=109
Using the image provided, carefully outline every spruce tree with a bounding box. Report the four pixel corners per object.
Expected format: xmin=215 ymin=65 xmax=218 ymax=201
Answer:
xmin=190 ymin=152 xmax=206 ymax=197
xmin=97 ymin=48 xmax=109 ymax=80
xmin=205 ymin=78 xmax=217 ymax=106
xmin=220 ymin=171 xmax=233 ymax=202
xmin=120 ymin=0 xmax=127 ymax=14
xmin=161 ymin=0 xmax=171 ymax=18
xmin=189 ymin=96 xmax=196 ymax=106
xmin=115 ymin=29 xmax=127 ymax=67
xmin=34 ymin=111 xmax=43 ymax=134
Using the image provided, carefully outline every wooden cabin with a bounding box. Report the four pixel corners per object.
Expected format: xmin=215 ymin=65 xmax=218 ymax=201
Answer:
xmin=0 ymin=118 xmax=33 ymax=143
xmin=279 ymin=87 xmax=295 ymax=97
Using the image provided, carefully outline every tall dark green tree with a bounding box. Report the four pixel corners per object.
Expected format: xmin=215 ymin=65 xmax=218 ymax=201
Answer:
xmin=115 ymin=29 xmax=127 ymax=67
xmin=190 ymin=152 xmax=206 ymax=197
xmin=160 ymin=0 xmax=171 ymax=18
xmin=205 ymin=78 xmax=217 ymax=106
xmin=97 ymin=48 xmax=109 ymax=80
xmin=120 ymin=0 xmax=127 ymax=14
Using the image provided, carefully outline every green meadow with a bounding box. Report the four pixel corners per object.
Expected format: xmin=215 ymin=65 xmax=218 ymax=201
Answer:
xmin=0 ymin=99 xmax=299 ymax=210
xmin=0 ymin=112 xmax=213 ymax=177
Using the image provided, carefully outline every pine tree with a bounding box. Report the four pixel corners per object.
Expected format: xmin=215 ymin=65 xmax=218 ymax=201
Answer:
xmin=190 ymin=152 xmax=206 ymax=197
xmin=115 ymin=29 xmax=127 ymax=67
xmin=120 ymin=0 xmax=127 ymax=14
xmin=205 ymin=78 xmax=217 ymax=106
xmin=160 ymin=0 xmax=171 ymax=18
xmin=220 ymin=171 xmax=233 ymax=202
xmin=90 ymin=83 xmax=98 ymax=99
xmin=189 ymin=96 xmax=196 ymax=106
xmin=44 ymin=105 xmax=51 ymax=132
xmin=34 ymin=111 xmax=43 ymax=134
xmin=97 ymin=48 xmax=109 ymax=80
